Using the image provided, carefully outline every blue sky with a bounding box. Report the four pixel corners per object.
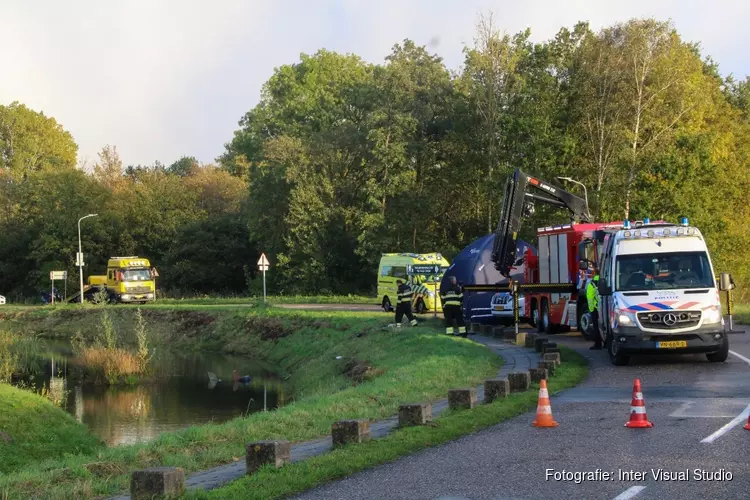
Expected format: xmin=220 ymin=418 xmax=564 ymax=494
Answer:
xmin=2 ymin=0 xmax=747 ymax=168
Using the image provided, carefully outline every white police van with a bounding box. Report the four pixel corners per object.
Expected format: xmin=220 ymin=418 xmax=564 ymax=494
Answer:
xmin=595 ymin=218 xmax=732 ymax=365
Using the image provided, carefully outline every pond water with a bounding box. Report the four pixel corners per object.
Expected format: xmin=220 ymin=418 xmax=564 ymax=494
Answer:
xmin=16 ymin=340 xmax=288 ymax=446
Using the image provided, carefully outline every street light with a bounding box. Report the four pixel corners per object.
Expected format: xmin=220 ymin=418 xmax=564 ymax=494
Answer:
xmin=77 ymin=214 xmax=98 ymax=304
xmin=556 ymin=176 xmax=591 ymax=220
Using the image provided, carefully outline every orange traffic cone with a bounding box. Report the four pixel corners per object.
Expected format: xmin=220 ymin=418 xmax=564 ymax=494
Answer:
xmin=532 ymin=379 xmax=559 ymax=427
xmin=744 ymin=414 xmax=750 ymax=431
xmin=625 ymin=378 xmax=653 ymax=428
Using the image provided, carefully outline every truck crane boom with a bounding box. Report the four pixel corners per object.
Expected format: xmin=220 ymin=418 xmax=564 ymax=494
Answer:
xmin=491 ymin=169 xmax=592 ymax=278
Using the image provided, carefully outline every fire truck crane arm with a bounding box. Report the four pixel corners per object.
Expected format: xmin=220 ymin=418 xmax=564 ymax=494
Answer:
xmin=490 ymin=169 xmax=591 ymax=278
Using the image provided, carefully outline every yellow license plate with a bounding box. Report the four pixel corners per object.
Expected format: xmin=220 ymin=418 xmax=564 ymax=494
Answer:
xmin=494 ymin=305 xmax=503 ymax=310
xmin=656 ymin=340 xmax=688 ymax=348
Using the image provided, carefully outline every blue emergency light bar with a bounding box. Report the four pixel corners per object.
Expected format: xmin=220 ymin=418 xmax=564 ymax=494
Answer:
xmin=623 ymin=220 xmax=631 ymax=229
xmin=680 ymin=217 xmax=689 ymax=226
xmin=643 ymin=217 xmax=650 ymax=224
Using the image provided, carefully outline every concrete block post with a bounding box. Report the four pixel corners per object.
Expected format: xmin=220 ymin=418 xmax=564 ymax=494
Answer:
xmin=525 ymin=332 xmax=537 ymax=348
xmin=332 ymin=420 xmax=371 ymax=447
xmin=471 ymin=322 xmax=482 ymax=333
xmin=503 ymin=329 xmax=517 ymax=342
xmin=534 ymin=337 xmax=549 ymax=353
xmin=515 ymin=332 xmax=527 ymax=346
xmin=480 ymin=324 xmax=493 ymax=336
xmin=542 ymin=342 xmax=558 ymax=353
xmin=245 ymin=440 xmax=291 ymax=474
xmin=130 ymin=467 xmax=184 ymax=500
xmin=491 ymin=326 xmax=505 ymax=339
xmin=398 ymin=403 xmax=432 ymax=427
xmin=508 ymin=372 xmax=531 ymax=392
xmin=529 ymin=367 xmax=548 ymax=382
xmin=539 ymin=360 xmax=557 ymax=376
xmin=483 ymin=378 xmax=510 ymax=403
xmin=543 ymin=352 xmax=562 ymax=366
xmin=448 ymin=388 xmax=477 ymax=410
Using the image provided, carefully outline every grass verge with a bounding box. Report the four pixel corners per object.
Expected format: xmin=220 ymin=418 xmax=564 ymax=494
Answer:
xmin=190 ymin=346 xmax=588 ymax=500
xmin=0 ymin=383 xmax=103 ymax=474
xmin=0 ymin=308 xmax=500 ymax=499
xmin=130 ymin=295 xmax=375 ymax=306
xmin=734 ymin=303 xmax=749 ymax=324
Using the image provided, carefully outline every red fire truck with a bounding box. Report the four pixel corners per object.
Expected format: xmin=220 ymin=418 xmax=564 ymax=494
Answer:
xmin=519 ymin=221 xmax=627 ymax=335
xmin=480 ymin=169 xmax=648 ymax=337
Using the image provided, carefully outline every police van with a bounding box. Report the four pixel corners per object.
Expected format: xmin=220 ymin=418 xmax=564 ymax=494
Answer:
xmin=595 ymin=218 xmax=733 ymax=365
xmin=377 ymin=253 xmax=450 ymax=313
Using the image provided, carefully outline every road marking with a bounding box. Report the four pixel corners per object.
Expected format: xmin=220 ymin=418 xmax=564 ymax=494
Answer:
xmin=700 ymin=403 xmax=750 ymax=443
xmin=729 ymin=350 xmax=750 ymax=366
xmin=613 ymin=486 xmax=646 ymax=500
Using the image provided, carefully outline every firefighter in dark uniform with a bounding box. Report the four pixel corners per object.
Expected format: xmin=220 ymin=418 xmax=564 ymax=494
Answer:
xmin=441 ymin=276 xmax=467 ymax=337
xmin=395 ymin=279 xmax=418 ymax=327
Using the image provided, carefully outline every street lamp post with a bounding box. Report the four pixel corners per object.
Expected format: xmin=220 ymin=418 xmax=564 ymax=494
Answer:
xmin=556 ymin=176 xmax=591 ymax=219
xmin=77 ymin=214 xmax=98 ymax=304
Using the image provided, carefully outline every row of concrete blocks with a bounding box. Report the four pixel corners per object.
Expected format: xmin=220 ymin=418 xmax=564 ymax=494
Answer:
xmin=129 ymin=335 xmax=565 ymax=498
xmin=470 ymin=322 xmax=518 ymax=342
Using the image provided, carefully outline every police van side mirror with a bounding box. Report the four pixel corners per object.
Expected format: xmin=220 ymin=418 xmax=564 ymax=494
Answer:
xmin=719 ymin=273 xmax=734 ymax=291
xmin=598 ymin=280 xmax=612 ymax=296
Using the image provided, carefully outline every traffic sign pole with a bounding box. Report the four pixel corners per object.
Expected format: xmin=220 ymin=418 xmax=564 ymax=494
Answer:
xmin=257 ymin=254 xmax=270 ymax=304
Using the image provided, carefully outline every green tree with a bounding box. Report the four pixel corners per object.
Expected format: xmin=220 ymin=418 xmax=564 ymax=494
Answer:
xmin=0 ymin=102 xmax=78 ymax=180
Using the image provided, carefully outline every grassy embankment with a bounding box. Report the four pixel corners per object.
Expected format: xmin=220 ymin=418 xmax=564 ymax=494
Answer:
xmin=734 ymin=303 xmax=749 ymax=324
xmin=2 ymin=294 xmax=377 ymax=307
xmin=0 ymin=305 xmax=501 ymax=499
xmin=192 ymin=346 xmax=588 ymax=500
xmin=154 ymin=294 xmax=377 ymax=306
xmin=0 ymin=383 xmax=103 ymax=475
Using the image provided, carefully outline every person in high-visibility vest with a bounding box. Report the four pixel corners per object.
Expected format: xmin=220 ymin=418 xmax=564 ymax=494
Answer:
xmin=395 ymin=279 xmax=418 ymax=327
xmin=587 ymin=265 xmax=602 ymax=350
xmin=441 ymin=276 xmax=467 ymax=337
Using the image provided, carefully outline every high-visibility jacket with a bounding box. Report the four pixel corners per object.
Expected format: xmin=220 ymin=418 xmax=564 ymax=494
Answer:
xmin=397 ymin=283 xmax=414 ymax=304
xmin=586 ymin=274 xmax=599 ymax=312
xmin=441 ymin=285 xmax=464 ymax=308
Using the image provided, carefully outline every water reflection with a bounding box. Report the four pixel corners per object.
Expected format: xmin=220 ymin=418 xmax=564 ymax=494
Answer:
xmin=18 ymin=341 xmax=287 ymax=446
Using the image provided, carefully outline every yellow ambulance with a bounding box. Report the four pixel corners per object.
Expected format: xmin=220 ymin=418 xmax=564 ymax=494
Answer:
xmin=377 ymin=253 xmax=450 ymax=313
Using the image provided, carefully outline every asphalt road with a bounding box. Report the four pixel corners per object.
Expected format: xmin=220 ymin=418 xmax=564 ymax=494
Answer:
xmin=293 ymin=329 xmax=750 ymax=500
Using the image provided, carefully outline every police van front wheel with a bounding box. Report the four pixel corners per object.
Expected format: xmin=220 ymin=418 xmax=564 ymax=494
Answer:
xmin=607 ymin=334 xmax=629 ymax=366
xmin=706 ymin=336 xmax=729 ymax=362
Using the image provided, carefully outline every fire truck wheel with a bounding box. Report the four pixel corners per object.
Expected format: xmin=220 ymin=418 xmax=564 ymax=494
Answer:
xmin=576 ymin=298 xmax=587 ymax=334
xmin=528 ymin=300 xmax=538 ymax=328
xmin=540 ymin=299 xmax=551 ymax=333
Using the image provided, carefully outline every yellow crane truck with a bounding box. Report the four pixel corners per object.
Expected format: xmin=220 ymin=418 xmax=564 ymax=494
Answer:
xmin=79 ymin=256 xmax=156 ymax=304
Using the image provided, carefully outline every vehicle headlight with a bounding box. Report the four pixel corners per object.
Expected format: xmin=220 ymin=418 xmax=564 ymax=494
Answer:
xmin=703 ymin=308 xmax=722 ymax=324
xmin=121 ymin=294 xmax=131 ymax=301
xmin=617 ymin=311 xmax=634 ymax=326
xmin=427 ymin=291 xmax=435 ymax=297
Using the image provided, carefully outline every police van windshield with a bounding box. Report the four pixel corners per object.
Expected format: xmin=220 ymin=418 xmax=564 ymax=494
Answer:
xmin=615 ymin=251 xmax=715 ymax=291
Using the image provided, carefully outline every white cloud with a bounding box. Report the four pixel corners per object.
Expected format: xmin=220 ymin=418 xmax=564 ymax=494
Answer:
xmin=1 ymin=0 xmax=747 ymax=167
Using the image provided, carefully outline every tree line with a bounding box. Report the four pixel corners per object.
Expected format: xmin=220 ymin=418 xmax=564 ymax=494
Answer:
xmin=2 ymin=16 xmax=750 ymax=300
